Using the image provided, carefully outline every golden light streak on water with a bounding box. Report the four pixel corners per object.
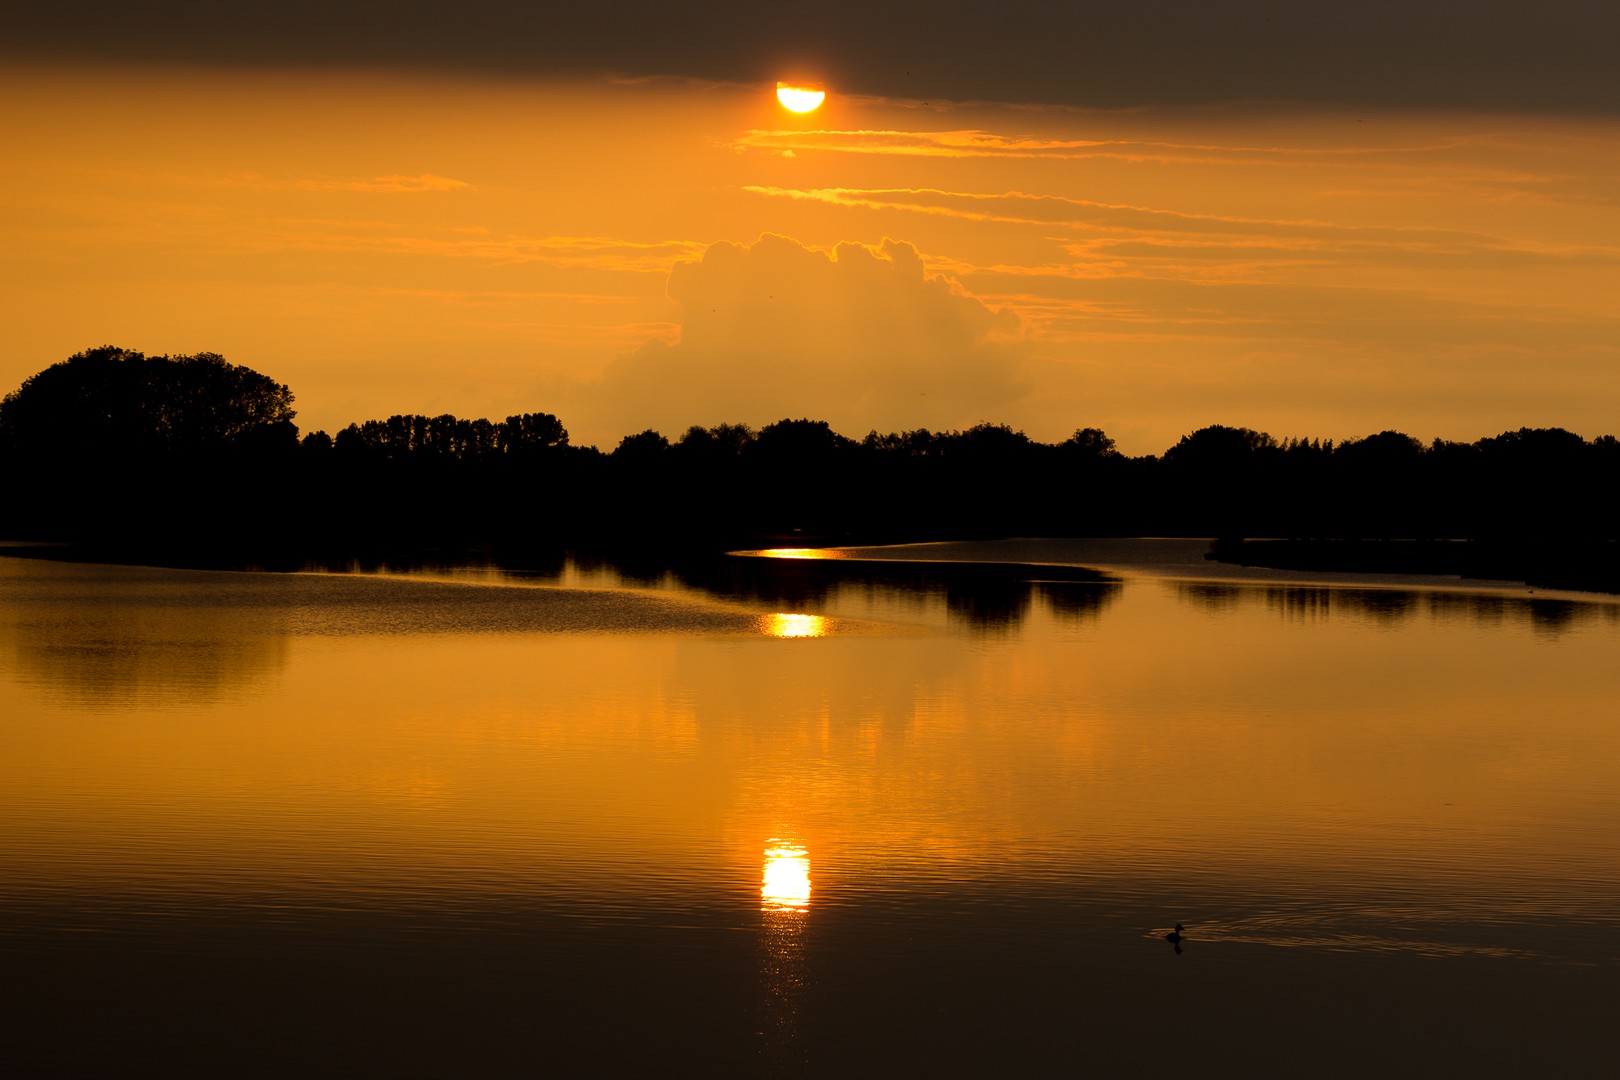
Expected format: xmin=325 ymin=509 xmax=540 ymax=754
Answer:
xmin=759 ymin=839 xmax=810 ymax=1073
xmin=750 ymin=547 xmax=845 ymax=560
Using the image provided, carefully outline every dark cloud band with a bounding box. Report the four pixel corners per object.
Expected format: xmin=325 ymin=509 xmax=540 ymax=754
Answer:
xmin=7 ymin=2 xmax=1618 ymax=114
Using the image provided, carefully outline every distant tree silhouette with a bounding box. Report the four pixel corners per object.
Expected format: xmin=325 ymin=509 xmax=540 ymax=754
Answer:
xmin=3 ymin=345 xmax=1617 ymax=584
xmin=744 ymin=419 xmax=857 ymax=536
xmin=752 ymin=418 xmax=848 ymax=463
xmin=1060 ymin=427 xmax=1119 ymax=459
xmin=1332 ymin=431 xmax=1427 ymax=537
xmin=861 ymin=427 xmax=941 ymax=458
xmin=613 ymin=429 xmax=671 ymax=460
xmin=1338 ymin=430 xmax=1423 ymax=465
xmin=1162 ymin=424 xmax=1278 ymax=468
xmin=1160 ymin=425 xmax=1283 ymax=535
xmin=330 ymin=411 xmax=567 ymax=464
xmin=945 ymin=422 xmax=1033 ymax=458
xmin=0 ymin=346 xmax=298 ymax=546
xmin=499 ymin=412 xmax=569 ymax=456
xmin=602 ymin=430 xmax=677 ymax=539
xmin=0 ymin=346 xmax=296 ymax=459
xmin=300 ymin=430 xmax=334 ymax=455
xmin=674 ymin=422 xmax=756 ymax=463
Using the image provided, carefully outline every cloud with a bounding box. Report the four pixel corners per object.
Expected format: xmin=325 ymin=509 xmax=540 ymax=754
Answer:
xmin=577 ymin=234 xmax=1028 ymax=438
xmin=229 ymin=226 xmax=708 ymax=271
xmin=732 ymin=129 xmax=1466 ymax=165
xmin=7 ymin=3 xmax=1620 ymax=114
xmin=295 ymin=173 xmax=472 ymax=194
xmin=207 ymin=171 xmax=473 ymax=193
xmin=745 ymin=186 xmax=1620 ymax=271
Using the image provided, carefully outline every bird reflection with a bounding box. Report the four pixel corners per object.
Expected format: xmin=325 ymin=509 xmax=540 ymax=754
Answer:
xmin=1165 ymin=923 xmax=1185 ymax=955
xmin=760 ymin=841 xmax=811 ymax=1074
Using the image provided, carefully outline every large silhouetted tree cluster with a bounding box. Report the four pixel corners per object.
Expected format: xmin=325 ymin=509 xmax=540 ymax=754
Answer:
xmin=2 ymin=346 xmax=295 ymax=456
xmin=1 ymin=347 xmax=299 ymax=547
xmin=2 ymin=349 xmax=1617 ymax=585
xmin=292 ymin=410 xmax=594 ymax=553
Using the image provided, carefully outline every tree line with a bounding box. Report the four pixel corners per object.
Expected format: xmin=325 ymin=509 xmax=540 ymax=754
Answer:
xmin=3 ymin=347 xmax=1617 ymax=578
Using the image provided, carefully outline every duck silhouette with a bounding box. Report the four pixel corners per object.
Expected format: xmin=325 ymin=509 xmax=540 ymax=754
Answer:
xmin=1165 ymin=924 xmax=1184 ymax=953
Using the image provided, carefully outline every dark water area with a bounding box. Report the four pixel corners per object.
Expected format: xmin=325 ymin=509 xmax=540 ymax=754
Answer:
xmin=3 ymin=543 xmax=1619 ymax=1076
xmin=1209 ymin=536 xmax=1620 ymax=594
xmin=8 ymin=886 xmax=1615 ymax=1078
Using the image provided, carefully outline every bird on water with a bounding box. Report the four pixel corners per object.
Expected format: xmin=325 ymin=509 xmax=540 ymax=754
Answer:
xmin=1165 ymin=924 xmax=1184 ymax=945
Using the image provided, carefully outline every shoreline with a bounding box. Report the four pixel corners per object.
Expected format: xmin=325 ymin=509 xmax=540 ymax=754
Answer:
xmin=5 ymin=535 xmax=1619 ymax=604
xmin=734 ymin=537 xmax=1620 ymax=603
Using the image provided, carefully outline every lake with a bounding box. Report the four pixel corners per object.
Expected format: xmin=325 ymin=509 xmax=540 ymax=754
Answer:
xmin=2 ymin=541 xmax=1618 ymax=1077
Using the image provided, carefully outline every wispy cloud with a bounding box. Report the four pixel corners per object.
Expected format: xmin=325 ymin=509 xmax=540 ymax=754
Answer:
xmin=294 ymin=173 xmax=472 ymax=194
xmin=743 ymin=185 xmax=1620 ymax=267
xmin=365 ymin=287 xmax=641 ymax=307
xmin=733 ymin=128 xmax=1466 ymax=166
xmin=212 ymin=171 xmax=475 ymax=193
xmin=737 ymin=126 xmax=1620 ymax=209
xmin=227 ymin=226 xmax=710 ymax=272
xmin=954 ymin=268 xmax=1620 ymax=350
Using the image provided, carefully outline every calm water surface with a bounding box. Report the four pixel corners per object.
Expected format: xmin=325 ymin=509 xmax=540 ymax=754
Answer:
xmin=2 ymin=543 xmax=1618 ymax=1077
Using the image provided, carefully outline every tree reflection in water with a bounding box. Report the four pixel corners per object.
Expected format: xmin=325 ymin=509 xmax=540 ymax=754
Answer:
xmin=668 ymin=553 xmax=1124 ymax=633
xmin=1173 ymin=579 xmax=1616 ymax=634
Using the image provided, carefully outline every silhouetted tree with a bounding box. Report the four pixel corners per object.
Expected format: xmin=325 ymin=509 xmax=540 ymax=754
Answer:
xmin=1160 ymin=425 xmax=1283 ymax=534
xmin=5 ymin=345 xmax=1617 ymax=577
xmin=614 ymin=429 xmax=671 ymax=459
xmin=674 ymin=423 xmax=756 ymax=463
xmin=1331 ymin=431 xmax=1427 ymax=536
xmin=498 ymin=412 xmax=569 ymax=456
xmin=0 ymin=346 xmax=296 ymax=460
xmin=0 ymin=346 xmax=298 ymax=545
xmin=743 ymin=419 xmax=858 ymax=536
xmin=1162 ymin=424 xmax=1278 ymax=468
xmin=752 ymin=418 xmax=849 ymax=463
xmin=1060 ymin=427 xmax=1118 ymax=459
xmin=943 ymin=422 xmax=1035 ymax=463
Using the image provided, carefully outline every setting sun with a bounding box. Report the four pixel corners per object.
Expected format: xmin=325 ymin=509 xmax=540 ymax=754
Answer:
xmin=775 ymin=83 xmax=826 ymax=113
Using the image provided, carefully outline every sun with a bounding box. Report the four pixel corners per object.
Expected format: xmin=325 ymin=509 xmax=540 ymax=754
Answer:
xmin=776 ymin=83 xmax=826 ymax=113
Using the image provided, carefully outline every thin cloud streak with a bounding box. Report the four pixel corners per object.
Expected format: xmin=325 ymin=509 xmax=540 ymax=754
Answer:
xmin=737 ymin=126 xmax=1620 ymax=210
xmin=735 ymin=127 xmax=1480 ymax=164
xmin=242 ymin=231 xmax=709 ymax=271
xmin=291 ymin=174 xmax=472 ymax=194
xmin=744 ymin=186 xmax=1620 ymax=267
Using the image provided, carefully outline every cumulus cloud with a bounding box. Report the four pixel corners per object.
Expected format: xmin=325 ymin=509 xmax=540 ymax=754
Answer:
xmin=579 ymin=234 xmax=1028 ymax=439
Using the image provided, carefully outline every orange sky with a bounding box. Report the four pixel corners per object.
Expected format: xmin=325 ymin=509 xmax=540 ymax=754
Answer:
xmin=4 ymin=64 xmax=1618 ymax=453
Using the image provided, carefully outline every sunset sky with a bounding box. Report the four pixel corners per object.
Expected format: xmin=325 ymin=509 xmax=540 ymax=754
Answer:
xmin=4 ymin=2 xmax=1618 ymax=453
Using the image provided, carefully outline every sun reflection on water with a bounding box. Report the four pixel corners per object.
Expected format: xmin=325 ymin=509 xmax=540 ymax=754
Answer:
xmin=763 ymin=612 xmax=829 ymax=639
xmin=749 ymin=547 xmax=847 ymax=560
xmin=762 ymin=841 xmax=812 ymax=909
xmin=759 ymin=840 xmax=811 ymax=1070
